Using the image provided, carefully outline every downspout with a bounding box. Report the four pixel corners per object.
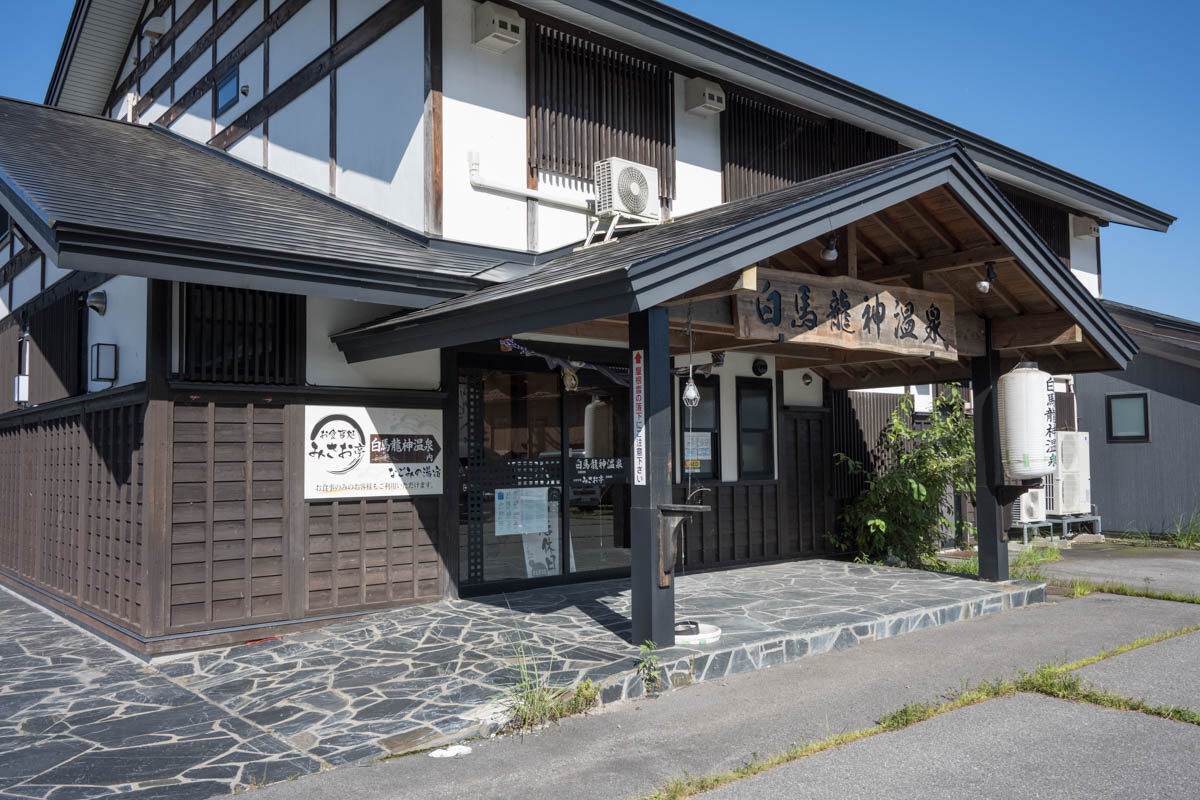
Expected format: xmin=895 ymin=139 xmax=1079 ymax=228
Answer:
xmin=467 ymin=152 xmax=592 ymax=213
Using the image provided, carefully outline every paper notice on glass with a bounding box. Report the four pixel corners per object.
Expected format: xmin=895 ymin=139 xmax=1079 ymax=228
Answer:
xmin=495 ymin=487 xmax=549 ymax=536
xmin=521 ymin=501 xmax=574 ymax=577
xmin=684 ymin=431 xmax=712 ymax=461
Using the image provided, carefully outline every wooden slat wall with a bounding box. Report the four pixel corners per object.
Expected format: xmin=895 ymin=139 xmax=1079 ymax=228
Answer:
xmin=177 ymin=284 xmax=303 ymax=385
xmin=529 ymin=24 xmax=675 ymax=199
xmin=306 ymin=496 xmax=441 ymax=612
xmin=997 ymin=183 xmax=1072 ymax=262
xmin=167 ymin=398 xmax=443 ymax=634
xmin=831 ymin=389 xmax=905 ymax=502
xmin=0 ymin=395 xmax=147 ymax=633
xmin=672 ymin=481 xmax=781 ymax=568
xmin=0 ymin=293 xmax=83 ymax=415
xmin=777 ymin=410 xmax=834 ymax=555
xmin=169 ymin=401 xmax=288 ymax=631
xmin=722 ymin=93 xmax=902 ymax=202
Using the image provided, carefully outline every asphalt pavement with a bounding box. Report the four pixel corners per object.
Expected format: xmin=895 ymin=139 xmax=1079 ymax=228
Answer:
xmin=705 ymin=694 xmax=1200 ymax=799
xmin=1043 ymin=542 xmax=1200 ymax=595
xmin=245 ymin=593 xmax=1200 ymax=800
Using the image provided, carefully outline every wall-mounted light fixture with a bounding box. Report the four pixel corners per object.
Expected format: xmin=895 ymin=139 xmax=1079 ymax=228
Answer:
xmin=801 ymin=371 xmax=813 ymax=386
xmin=86 ymin=290 xmax=107 ymax=315
xmin=819 ymin=233 xmax=839 ymax=262
xmin=976 ymin=261 xmax=998 ymax=295
xmin=90 ymin=343 xmax=118 ymax=384
xmin=752 ymin=358 xmax=769 ymax=377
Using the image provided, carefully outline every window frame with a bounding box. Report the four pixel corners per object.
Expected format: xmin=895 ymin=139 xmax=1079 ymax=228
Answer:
xmin=215 ymin=66 xmax=240 ymax=117
xmin=735 ymin=376 xmax=775 ymax=480
xmin=678 ymin=373 xmax=720 ymax=480
xmin=1105 ymin=392 xmax=1150 ymax=443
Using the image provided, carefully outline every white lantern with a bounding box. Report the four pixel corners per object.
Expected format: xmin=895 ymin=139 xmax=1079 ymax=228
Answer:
xmin=997 ymin=362 xmax=1057 ymax=481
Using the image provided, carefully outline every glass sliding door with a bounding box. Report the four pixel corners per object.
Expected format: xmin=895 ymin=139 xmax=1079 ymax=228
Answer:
xmin=459 ymin=360 xmax=632 ymax=592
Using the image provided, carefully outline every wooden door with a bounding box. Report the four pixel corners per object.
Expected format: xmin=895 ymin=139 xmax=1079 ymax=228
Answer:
xmin=777 ymin=408 xmax=835 ymax=555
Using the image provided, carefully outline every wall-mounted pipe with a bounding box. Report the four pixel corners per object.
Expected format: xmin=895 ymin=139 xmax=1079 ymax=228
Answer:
xmin=467 ymin=152 xmax=592 ymax=213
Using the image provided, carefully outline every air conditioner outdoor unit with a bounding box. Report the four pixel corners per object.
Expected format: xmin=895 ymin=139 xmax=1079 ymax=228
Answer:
xmin=473 ymin=1 xmax=523 ymax=53
xmin=594 ymin=157 xmax=661 ymax=222
xmin=13 ymin=374 xmax=28 ymax=405
xmin=684 ymin=77 xmax=726 ymax=116
xmin=1071 ymin=215 xmax=1100 ymax=239
xmin=142 ymin=15 xmax=168 ymax=41
xmin=1016 ymin=487 xmax=1047 ymax=524
xmin=1049 ymin=431 xmax=1091 ymax=516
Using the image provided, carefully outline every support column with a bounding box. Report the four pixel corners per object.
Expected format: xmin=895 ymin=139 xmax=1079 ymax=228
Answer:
xmin=629 ymin=307 xmax=675 ymax=647
xmin=971 ymin=319 xmax=1009 ymax=581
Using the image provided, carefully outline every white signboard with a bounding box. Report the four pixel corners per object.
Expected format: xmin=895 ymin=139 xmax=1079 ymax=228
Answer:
xmin=632 ymin=349 xmax=646 ymax=486
xmin=304 ymin=406 xmax=443 ymax=500
xmin=495 ymin=487 xmax=549 ymax=536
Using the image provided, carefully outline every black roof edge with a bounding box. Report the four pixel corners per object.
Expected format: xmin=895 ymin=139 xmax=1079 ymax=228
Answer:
xmin=44 ymin=0 xmax=89 ymax=106
xmin=333 ymin=141 xmax=1137 ymax=366
xmin=541 ymin=0 xmax=1175 ymax=232
xmin=1100 ymin=300 xmax=1200 ymax=335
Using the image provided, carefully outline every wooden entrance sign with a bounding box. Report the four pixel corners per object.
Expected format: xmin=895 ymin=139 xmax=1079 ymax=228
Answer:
xmin=735 ymin=268 xmax=958 ymax=362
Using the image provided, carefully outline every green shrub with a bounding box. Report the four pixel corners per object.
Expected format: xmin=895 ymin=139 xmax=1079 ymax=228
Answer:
xmin=833 ymin=385 xmax=975 ymax=566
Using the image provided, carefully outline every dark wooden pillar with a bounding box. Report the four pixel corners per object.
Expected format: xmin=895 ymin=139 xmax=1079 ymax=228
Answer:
xmin=629 ymin=307 xmax=675 ymax=647
xmin=971 ymin=320 xmax=1009 ymax=581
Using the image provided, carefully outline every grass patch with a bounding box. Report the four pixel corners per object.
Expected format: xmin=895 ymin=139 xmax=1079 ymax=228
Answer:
xmin=928 ymin=544 xmax=1060 ymax=582
xmin=1053 ymin=577 xmax=1200 ymax=605
xmin=495 ymin=611 xmax=600 ymax=733
xmin=643 ymin=623 xmax=1200 ymax=800
xmin=1169 ymin=511 xmax=1200 ymax=550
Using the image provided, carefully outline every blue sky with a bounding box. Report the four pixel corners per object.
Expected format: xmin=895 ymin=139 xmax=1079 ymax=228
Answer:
xmin=1 ymin=0 xmax=1193 ymax=320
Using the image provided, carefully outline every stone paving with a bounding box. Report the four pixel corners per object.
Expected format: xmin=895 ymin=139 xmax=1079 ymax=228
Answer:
xmin=0 ymin=560 xmax=1043 ymax=798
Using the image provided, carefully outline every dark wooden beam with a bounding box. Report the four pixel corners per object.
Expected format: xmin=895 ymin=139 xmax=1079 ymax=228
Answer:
xmin=156 ymin=0 xmax=311 ymax=130
xmin=425 ymin=0 xmax=444 ymax=236
xmin=992 ymin=312 xmax=1081 ymax=350
xmin=109 ymin=0 xmax=209 ymax=109
xmin=208 ymin=0 xmax=422 ymax=151
xmin=858 ymin=244 xmax=1012 ymax=283
xmin=855 ymin=229 xmax=889 ymax=266
xmin=133 ymin=0 xmax=259 ymax=119
xmin=972 ymin=264 xmax=1022 ymax=314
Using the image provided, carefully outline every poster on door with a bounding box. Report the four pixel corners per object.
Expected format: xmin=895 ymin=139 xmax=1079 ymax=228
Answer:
xmin=495 ymin=487 xmax=549 ymax=536
xmin=520 ymin=500 xmax=575 ymax=578
xmin=304 ymin=406 xmax=443 ymax=500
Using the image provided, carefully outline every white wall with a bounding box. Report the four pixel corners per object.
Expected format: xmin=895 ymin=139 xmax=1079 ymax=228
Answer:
xmin=535 ymin=173 xmax=592 ymax=251
xmin=87 ymin=275 xmax=148 ymax=392
xmin=338 ymin=0 xmax=389 ymax=33
xmin=781 ymin=368 xmax=823 ymax=407
xmin=672 ymin=73 xmax=723 ymax=217
xmin=43 ymin=253 xmax=70 ymax=290
xmin=441 ymin=0 xmax=528 ymax=248
xmin=306 ymin=296 xmax=440 ymax=389
xmin=10 ymin=261 xmax=40 ymax=311
xmin=1069 ymin=216 xmax=1101 ymax=298
xmin=268 ymin=0 xmax=329 ymax=92
xmin=217 ymin=0 xmax=262 ymax=59
xmin=228 ymin=123 xmax=265 ymax=166
xmin=672 ymin=351 xmax=777 ymax=482
xmin=0 ymin=284 xmax=9 ymax=320
xmin=268 ymin=78 xmax=331 ymax=191
xmin=335 ymin=13 xmax=424 ymax=229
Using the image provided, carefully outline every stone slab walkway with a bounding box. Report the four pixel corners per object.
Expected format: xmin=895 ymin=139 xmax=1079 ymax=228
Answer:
xmin=0 ymin=560 xmax=1043 ymax=798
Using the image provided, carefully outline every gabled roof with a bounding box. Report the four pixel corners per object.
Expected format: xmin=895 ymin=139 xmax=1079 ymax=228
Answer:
xmin=1102 ymin=300 xmax=1200 ymax=370
xmin=46 ymin=0 xmax=1172 ymax=234
xmin=333 ymin=140 xmax=1137 ymax=369
xmin=0 ymin=97 xmax=502 ymax=307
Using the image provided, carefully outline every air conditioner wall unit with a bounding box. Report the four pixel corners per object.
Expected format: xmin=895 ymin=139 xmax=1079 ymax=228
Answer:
xmin=684 ymin=77 xmax=725 ymax=115
xmin=142 ymin=15 xmax=168 ymax=40
xmin=1049 ymin=430 xmax=1091 ymax=516
xmin=1071 ymin=215 xmax=1100 ymax=239
xmin=594 ymin=157 xmax=661 ymax=222
xmin=473 ymin=1 xmax=523 ymax=53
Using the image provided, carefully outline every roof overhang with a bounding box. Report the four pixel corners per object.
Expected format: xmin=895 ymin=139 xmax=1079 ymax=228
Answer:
xmin=519 ymin=0 xmax=1174 ymax=232
xmin=334 ymin=141 xmax=1138 ymax=375
xmin=45 ymin=0 xmax=144 ymax=114
xmin=1102 ymin=301 xmax=1200 ymax=371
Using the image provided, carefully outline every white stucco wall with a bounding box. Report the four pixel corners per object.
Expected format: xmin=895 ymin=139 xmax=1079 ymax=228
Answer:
xmin=87 ymin=275 xmax=148 ymax=392
xmin=781 ymin=368 xmax=823 ymax=407
xmin=335 ymin=13 xmax=424 ymax=229
xmin=306 ymin=296 xmax=440 ymax=389
xmin=672 ymin=73 xmax=723 ymax=218
xmin=10 ymin=260 xmax=40 ymax=311
xmin=441 ymin=0 xmax=528 ymax=248
xmin=228 ymin=123 xmax=265 ymax=166
xmin=217 ymin=0 xmax=263 ymax=59
xmin=268 ymin=0 xmax=329 ymax=92
xmin=267 ymin=78 xmax=331 ymax=191
xmin=1069 ymin=215 xmax=1101 ymax=298
xmin=338 ymin=0 xmax=389 ymax=33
